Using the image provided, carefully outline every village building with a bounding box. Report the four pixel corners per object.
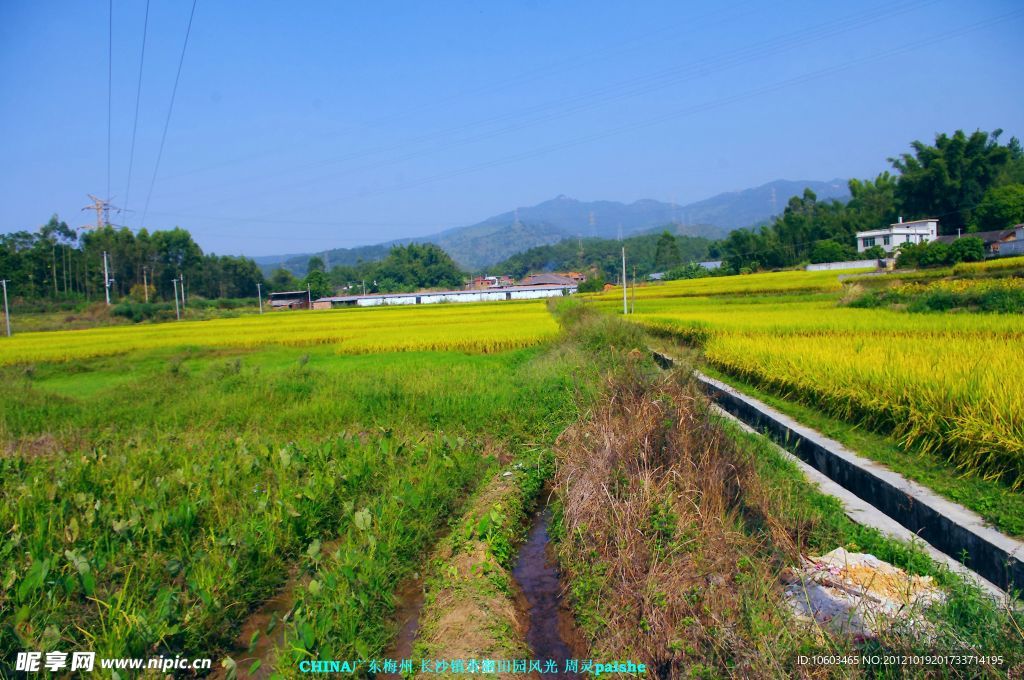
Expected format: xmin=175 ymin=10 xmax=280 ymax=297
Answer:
xmin=1001 ymin=225 xmax=1024 ymax=256
xmin=467 ymin=275 xmax=515 ymax=290
xmin=519 ymin=273 xmax=578 ymax=286
xmin=268 ymin=290 xmax=310 ymax=310
xmin=855 ymin=217 xmax=937 ymax=254
xmin=936 ymin=226 xmax=1021 ymax=257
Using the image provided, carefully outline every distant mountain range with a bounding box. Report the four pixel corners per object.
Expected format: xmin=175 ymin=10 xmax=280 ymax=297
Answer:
xmin=255 ymin=178 xmax=849 ymax=275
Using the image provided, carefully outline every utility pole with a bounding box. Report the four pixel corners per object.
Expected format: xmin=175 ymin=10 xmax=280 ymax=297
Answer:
xmin=142 ymin=268 xmax=149 ymax=303
xmin=177 ymin=275 xmax=186 ymax=312
xmin=307 ymin=284 xmax=312 ymax=309
xmin=1 ymin=279 xmax=10 ymax=337
xmin=102 ymin=251 xmax=111 ymax=305
xmin=257 ymin=282 xmax=263 ymax=314
xmin=172 ymin=278 xmax=181 ymax=320
xmin=621 ymin=246 xmax=628 ymax=315
xmin=631 ymin=265 xmax=636 ymax=314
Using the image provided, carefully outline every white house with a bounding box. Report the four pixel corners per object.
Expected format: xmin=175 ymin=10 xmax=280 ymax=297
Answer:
xmin=856 ymin=217 xmax=938 ymax=254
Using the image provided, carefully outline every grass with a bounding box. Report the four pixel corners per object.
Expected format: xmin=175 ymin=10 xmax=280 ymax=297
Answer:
xmin=0 ymin=325 xmax=588 ymax=673
xmin=717 ymin=415 xmax=1024 ymax=674
xmin=4 ymin=286 xmax=1021 ymax=676
xmin=412 ymin=452 xmax=552 ymax=667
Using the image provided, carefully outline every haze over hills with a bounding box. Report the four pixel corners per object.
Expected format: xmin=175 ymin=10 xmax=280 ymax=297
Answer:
xmin=260 ymin=178 xmax=849 ymax=275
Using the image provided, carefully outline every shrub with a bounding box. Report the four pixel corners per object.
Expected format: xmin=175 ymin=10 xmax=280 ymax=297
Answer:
xmin=862 ymin=245 xmax=887 ymax=260
xmin=918 ymin=241 xmax=951 ymax=267
xmin=949 ymin=237 xmax=985 ymax=263
xmin=810 ymin=240 xmax=856 ymax=264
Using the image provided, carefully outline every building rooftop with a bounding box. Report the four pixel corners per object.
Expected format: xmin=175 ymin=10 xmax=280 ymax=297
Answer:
xmin=316 ymin=283 xmax=575 ymax=303
xmin=520 ymin=273 xmax=578 ymax=286
xmin=935 ymin=228 xmax=1017 ymax=244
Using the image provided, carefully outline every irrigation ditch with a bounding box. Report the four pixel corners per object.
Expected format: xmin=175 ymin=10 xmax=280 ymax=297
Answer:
xmin=511 ymin=506 xmax=587 ymax=675
xmin=651 ymin=349 xmax=1024 ymax=596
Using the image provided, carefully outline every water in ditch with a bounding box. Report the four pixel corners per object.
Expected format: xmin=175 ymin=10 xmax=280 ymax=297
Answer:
xmin=511 ymin=506 xmax=584 ymax=677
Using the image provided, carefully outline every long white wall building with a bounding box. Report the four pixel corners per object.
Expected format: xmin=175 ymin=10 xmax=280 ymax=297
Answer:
xmin=314 ymin=283 xmax=576 ymax=309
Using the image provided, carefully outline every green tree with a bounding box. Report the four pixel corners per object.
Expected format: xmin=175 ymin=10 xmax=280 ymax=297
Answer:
xmin=302 ymin=270 xmax=333 ymax=299
xmin=809 ymin=240 xmax=855 ymax=264
xmin=973 ymin=184 xmax=1024 ymax=231
xmin=307 ymin=255 xmax=326 ymax=273
xmin=665 ymin=262 xmax=709 ymax=280
xmin=862 ymin=245 xmax=887 ymax=260
xmin=890 ymin=129 xmax=1015 ymax=233
xmin=576 ymin=276 xmax=605 ymax=293
xmin=269 ymin=267 xmax=299 ymax=292
xmin=652 ymin=231 xmax=682 ymax=271
xmin=895 ymin=242 xmax=926 ymax=268
xmin=919 ymin=241 xmax=952 ymax=267
xmin=949 ymin=237 xmax=985 ymax=263
xmin=845 ymin=173 xmax=898 ymax=231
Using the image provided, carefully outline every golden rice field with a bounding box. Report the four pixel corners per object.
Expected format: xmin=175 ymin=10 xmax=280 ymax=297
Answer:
xmin=0 ymin=300 xmax=560 ymax=365
xmin=591 ymin=267 xmax=871 ymax=300
xmin=954 ymin=254 xmax=1024 ymax=274
xmin=591 ymin=269 xmax=1024 ymax=487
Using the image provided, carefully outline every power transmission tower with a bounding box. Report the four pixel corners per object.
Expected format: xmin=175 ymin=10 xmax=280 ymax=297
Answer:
xmin=770 ymin=186 xmax=777 ymax=215
xmin=82 ymin=194 xmax=120 ymax=230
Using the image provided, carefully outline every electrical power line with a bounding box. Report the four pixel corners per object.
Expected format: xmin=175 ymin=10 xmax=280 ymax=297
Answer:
xmin=106 ymin=0 xmax=113 ymax=203
xmin=125 ymin=7 xmax=1021 ymax=250
xmin=165 ymin=0 xmax=936 ymax=215
xmin=150 ymin=1 xmax=763 ymax=186
xmin=140 ymin=0 xmax=199 ymax=228
xmin=123 ymin=0 xmax=151 ymax=214
xmin=324 ymin=9 xmax=1024 ymax=207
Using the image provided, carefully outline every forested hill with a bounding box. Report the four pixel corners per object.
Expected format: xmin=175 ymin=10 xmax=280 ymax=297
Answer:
xmin=492 ymin=231 xmax=713 ymax=282
xmin=260 ymin=179 xmax=848 ymax=275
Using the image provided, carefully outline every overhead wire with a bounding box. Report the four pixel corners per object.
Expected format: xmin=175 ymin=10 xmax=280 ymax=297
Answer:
xmin=170 ymin=0 xmax=936 ymax=213
xmin=276 ymin=9 xmax=1024 ymax=214
xmin=153 ymin=0 xmax=763 ymax=185
xmin=140 ymin=0 xmax=198 ymax=229
xmin=122 ymin=0 xmax=151 ymax=215
xmin=106 ymin=0 xmax=113 ymax=205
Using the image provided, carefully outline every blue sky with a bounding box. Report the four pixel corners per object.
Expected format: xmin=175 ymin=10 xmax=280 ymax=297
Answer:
xmin=1 ymin=0 xmax=1022 ymax=256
